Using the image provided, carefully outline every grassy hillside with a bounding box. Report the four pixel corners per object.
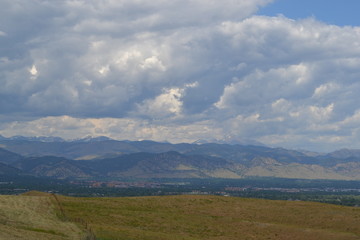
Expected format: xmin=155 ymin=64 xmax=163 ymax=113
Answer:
xmin=0 ymin=192 xmax=85 ymax=240
xmin=59 ymin=195 xmax=360 ymax=240
xmin=1 ymin=192 xmax=359 ymax=240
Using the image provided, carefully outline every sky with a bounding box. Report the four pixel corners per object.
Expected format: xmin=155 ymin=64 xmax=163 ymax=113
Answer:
xmin=258 ymin=0 xmax=360 ymax=26
xmin=1 ymin=0 xmax=360 ymax=152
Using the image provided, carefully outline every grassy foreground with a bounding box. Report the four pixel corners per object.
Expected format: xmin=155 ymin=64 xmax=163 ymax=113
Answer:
xmin=58 ymin=194 xmax=360 ymax=240
xmin=1 ymin=192 xmax=359 ymax=240
xmin=0 ymin=192 xmax=84 ymax=240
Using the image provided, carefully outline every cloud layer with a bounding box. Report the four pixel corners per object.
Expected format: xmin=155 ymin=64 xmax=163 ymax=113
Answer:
xmin=1 ymin=0 xmax=360 ymax=152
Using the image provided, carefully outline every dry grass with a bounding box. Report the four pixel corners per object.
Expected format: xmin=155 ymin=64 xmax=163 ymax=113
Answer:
xmin=0 ymin=192 xmax=84 ymax=240
xmin=1 ymin=192 xmax=359 ymax=239
xmin=59 ymin=195 xmax=360 ymax=240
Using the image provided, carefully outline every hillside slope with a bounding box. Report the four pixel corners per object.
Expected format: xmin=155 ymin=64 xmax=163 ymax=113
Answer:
xmin=84 ymin=151 xmax=245 ymax=179
xmin=0 ymin=193 xmax=85 ymax=240
xmin=59 ymin=194 xmax=360 ymax=240
xmin=0 ymin=147 xmax=23 ymax=164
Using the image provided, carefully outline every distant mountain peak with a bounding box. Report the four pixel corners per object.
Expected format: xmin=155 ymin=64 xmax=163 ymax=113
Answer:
xmin=72 ymin=136 xmax=113 ymax=142
xmin=192 ymin=139 xmax=212 ymax=145
xmin=1 ymin=135 xmax=65 ymax=142
xmin=193 ymin=137 xmax=265 ymax=147
xmin=328 ymin=148 xmax=360 ymax=158
xmin=0 ymin=135 xmax=116 ymax=143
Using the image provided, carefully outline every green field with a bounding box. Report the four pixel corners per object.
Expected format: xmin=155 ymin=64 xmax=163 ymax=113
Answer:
xmin=1 ymin=193 xmax=360 ymax=240
xmin=59 ymin=195 xmax=360 ymax=240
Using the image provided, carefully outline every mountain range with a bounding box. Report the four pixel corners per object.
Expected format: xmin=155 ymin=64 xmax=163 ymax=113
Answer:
xmin=0 ymin=136 xmax=360 ymax=180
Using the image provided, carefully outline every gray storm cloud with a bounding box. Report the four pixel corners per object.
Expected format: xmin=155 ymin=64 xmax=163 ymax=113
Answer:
xmin=1 ymin=0 xmax=360 ymax=152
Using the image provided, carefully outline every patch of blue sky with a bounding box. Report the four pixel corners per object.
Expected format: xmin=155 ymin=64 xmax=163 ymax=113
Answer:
xmin=258 ymin=0 xmax=360 ymax=26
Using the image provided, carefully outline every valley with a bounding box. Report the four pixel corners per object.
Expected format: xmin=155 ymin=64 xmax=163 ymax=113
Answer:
xmin=1 ymin=137 xmax=360 ymax=206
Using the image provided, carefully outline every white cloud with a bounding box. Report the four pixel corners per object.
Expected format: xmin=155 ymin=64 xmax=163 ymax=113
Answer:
xmin=214 ymin=63 xmax=313 ymax=112
xmin=308 ymin=103 xmax=334 ymax=122
xmin=2 ymin=0 xmax=360 ymax=151
xmin=28 ymin=65 xmax=38 ymax=80
xmin=29 ymin=65 xmax=37 ymax=76
xmin=312 ymin=82 xmax=339 ymax=98
xmin=0 ymin=115 xmax=224 ymax=144
xmin=140 ymin=56 xmax=166 ymax=71
xmin=136 ymin=87 xmax=184 ymax=119
xmin=271 ymin=98 xmax=292 ymax=113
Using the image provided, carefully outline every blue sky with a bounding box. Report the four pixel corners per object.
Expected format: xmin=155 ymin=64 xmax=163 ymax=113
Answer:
xmin=1 ymin=0 xmax=360 ymax=152
xmin=259 ymin=0 xmax=360 ymax=26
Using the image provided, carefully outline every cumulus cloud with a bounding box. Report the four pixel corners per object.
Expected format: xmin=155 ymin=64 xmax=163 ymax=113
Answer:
xmin=136 ymin=87 xmax=184 ymax=119
xmin=2 ymin=0 xmax=360 ymax=151
xmin=0 ymin=116 xmax=223 ymax=144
